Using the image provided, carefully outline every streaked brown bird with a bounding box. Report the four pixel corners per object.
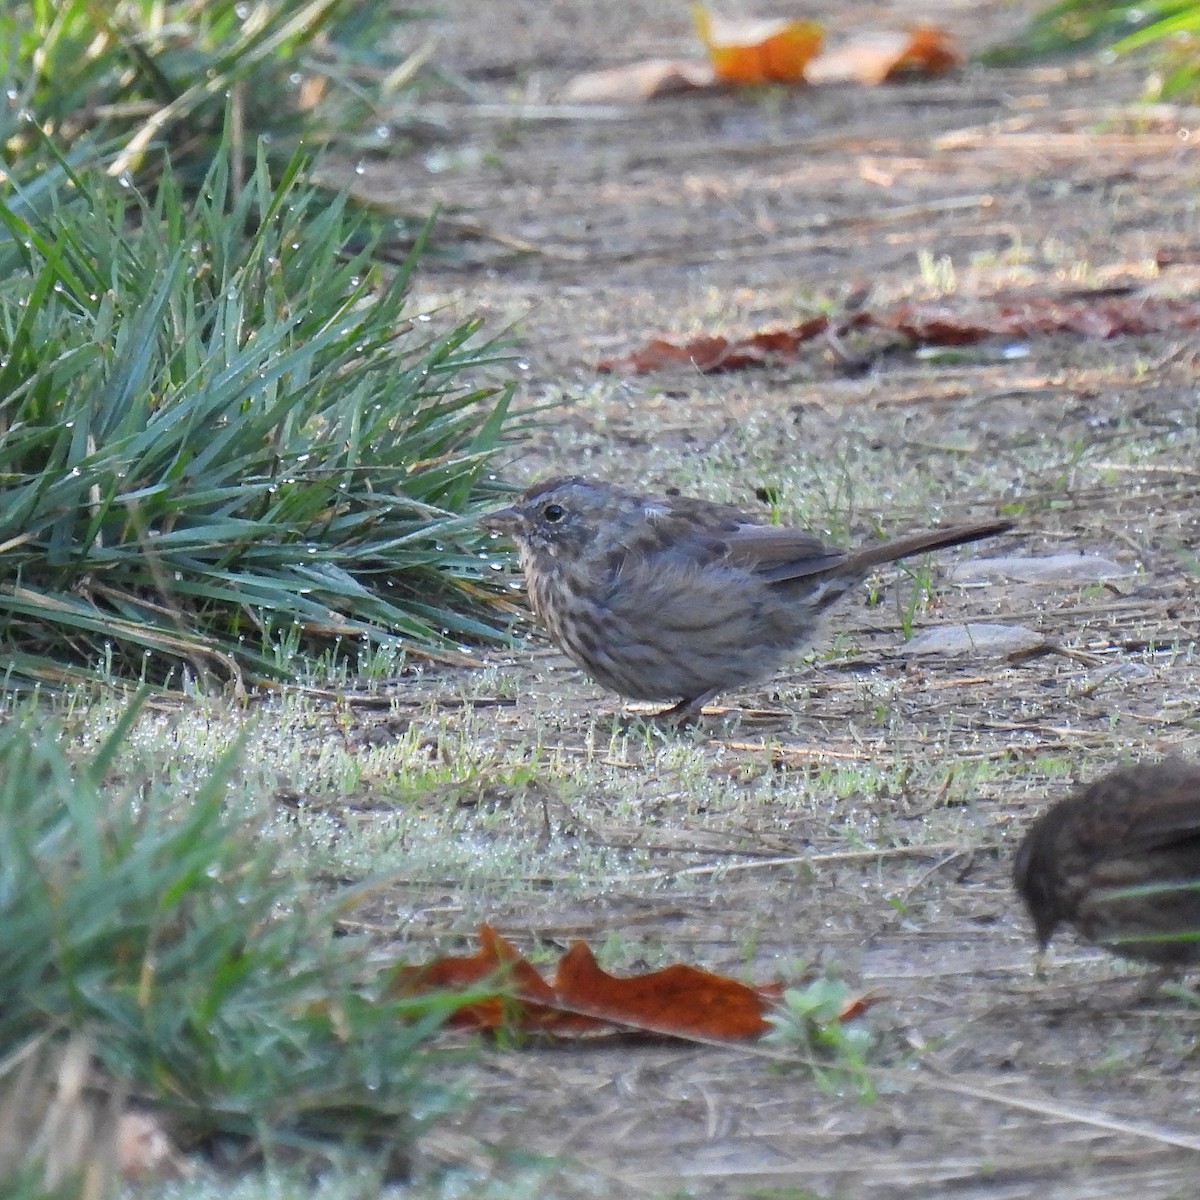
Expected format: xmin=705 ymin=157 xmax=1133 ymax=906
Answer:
xmin=1013 ymin=759 xmax=1200 ymax=966
xmin=483 ymin=475 xmax=1012 ymax=719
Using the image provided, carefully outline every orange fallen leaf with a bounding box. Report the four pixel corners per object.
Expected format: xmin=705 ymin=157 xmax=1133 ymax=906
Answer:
xmin=561 ymin=17 xmax=959 ymax=105
xmin=807 ymin=26 xmax=962 ymax=86
xmin=836 ymin=992 xmax=878 ymax=1022
xmin=886 ymin=26 xmax=962 ymax=79
xmin=561 ymin=60 xmax=716 ymax=104
xmin=392 ymin=924 xmax=852 ymax=1042
xmin=392 ymin=923 xmax=567 ymax=1032
xmin=555 ymin=940 xmax=779 ymax=1039
xmin=882 ymin=303 xmax=990 ymax=345
xmin=598 ymin=293 xmax=1200 ymax=375
xmin=694 ymin=5 xmax=823 ymax=85
xmin=887 ymin=295 xmax=1200 ymax=342
xmin=1156 ymin=245 xmax=1200 ymax=268
xmin=598 ymin=318 xmax=830 ymax=373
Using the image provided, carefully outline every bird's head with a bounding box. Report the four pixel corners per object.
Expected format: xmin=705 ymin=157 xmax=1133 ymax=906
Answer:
xmin=481 ymin=476 xmax=644 ymax=564
xmin=1012 ymin=816 xmax=1067 ymax=950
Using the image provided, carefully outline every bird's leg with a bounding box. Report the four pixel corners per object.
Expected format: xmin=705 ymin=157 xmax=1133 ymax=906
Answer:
xmin=1141 ymin=965 xmax=1196 ymax=1002
xmin=653 ymin=689 xmax=720 ymax=725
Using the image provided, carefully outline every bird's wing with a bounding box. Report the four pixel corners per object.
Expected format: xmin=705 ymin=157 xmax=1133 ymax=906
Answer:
xmin=1081 ymin=775 xmax=1200 ymax=857
xmin=635 ymin=499 xmax=847 ymax=581
xmin=1123 ymin=792 xmax=1200 ymax=855
xmin=719 ymin=522 xmax=848 ymax=582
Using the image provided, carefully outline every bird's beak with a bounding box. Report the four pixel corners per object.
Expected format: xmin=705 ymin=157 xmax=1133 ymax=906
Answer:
xmin=480 ymin=505 xmax=521 ymax=534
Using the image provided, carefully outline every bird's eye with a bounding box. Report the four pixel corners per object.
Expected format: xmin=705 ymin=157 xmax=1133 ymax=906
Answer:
xmin=542 ymin=503 xmax=566 ymax=523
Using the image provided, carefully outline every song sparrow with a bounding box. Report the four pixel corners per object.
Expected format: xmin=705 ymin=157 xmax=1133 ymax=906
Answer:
xmin=1013 ymin=759 xmax=1200 ymax=966
xmin=484 ymin=475 xmax=1012 ymax=718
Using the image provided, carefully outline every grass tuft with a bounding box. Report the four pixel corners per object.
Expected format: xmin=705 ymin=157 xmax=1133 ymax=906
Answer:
xmin=981 ymin=1 xmax=1200 ymax=100
xmin=765 ymin=977 xmax=877 ymax=1101
xmin=0 ymin=136 xmax=521 ymax=690
xmin=0 ymin=697 xmax=466 ymax=1181
xmin=2 ymin=0 xmax=416 ymax=186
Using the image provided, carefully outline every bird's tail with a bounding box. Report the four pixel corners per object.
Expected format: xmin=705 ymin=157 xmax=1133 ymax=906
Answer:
xmin=844 ymin=518 xmax=1013 ymax=573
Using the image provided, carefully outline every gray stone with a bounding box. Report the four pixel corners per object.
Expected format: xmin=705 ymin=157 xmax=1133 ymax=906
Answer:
xmin=949 ymin=553 xmax=1129 ymax=585
xmin=902 ymin=622 xmax=1047 ymax=658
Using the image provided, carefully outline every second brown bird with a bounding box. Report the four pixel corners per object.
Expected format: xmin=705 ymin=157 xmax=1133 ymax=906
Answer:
xmin=1013 ymin=759 xmax=1200 ymax=967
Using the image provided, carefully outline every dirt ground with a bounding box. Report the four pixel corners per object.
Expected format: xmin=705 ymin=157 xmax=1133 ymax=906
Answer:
xmin=328 ymin=2 xmax=1200 ymax=1195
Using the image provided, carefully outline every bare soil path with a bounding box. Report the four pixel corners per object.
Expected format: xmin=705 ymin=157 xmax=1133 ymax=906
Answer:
xmin=326 ymin=3 xmax=1200 ymax=1195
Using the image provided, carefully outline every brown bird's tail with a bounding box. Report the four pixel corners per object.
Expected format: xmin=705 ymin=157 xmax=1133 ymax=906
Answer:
xmin=843 ymin=518 xmax=1013 ymax=573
